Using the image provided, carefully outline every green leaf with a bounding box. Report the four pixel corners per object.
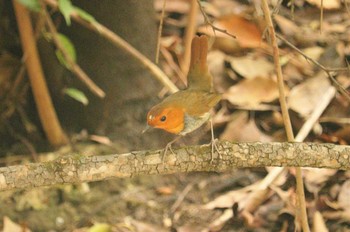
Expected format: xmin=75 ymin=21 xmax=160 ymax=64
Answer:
xmin=16 ymin=0 xmax=41 ymax=12
xmin=58 ymin=0 xmax=74 ymax=26
xmin=55 ymin=33 xmax=76 ymax=69
xmin=64 ymin=88 xmax=89 ymax=105
xmin=74 ymin=7 xmax=97 ymax=24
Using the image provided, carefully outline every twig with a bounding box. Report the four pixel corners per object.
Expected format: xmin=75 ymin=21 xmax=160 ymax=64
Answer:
xmin=44 ymin=0 xmax=179 ymax=94
xmin=1 ymin=141 xmax=349 ymax=192
xmin=196 ymin=0 xmax=236 ymax=39
xmin=320 ymin=0 xmax=324 ymax=33
xmin=170 ymin=183 xmax=194 ymax=213
xmin=160 ymin=47 xmax=186 ymax=84
xmin=276 ymin=33 xmax=350 ymax=102
xmin=43 ymin=7 xmax=106 ymax=98
xmin=295 ymin=86 xmax=336 ymax=142
xmin=180 ymin=0 xmax=199 ymax=77
xmin=261 ymin=1 xmax=310 ymax=231
xmin=12 ymin=0 xmax=68 ymax=146
xmin=155 ymin=0 xmax=167 ymax=64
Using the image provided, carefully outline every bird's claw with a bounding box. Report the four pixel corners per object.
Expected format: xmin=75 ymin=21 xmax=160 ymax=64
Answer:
xmin=210 ymin=138 xmax=221 ymax=163
xmin=162 ymin=143 xmax=176 ymax=162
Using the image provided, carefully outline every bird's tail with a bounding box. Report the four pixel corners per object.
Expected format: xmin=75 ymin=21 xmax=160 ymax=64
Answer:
xmin=187 ymin=35 xmax=212 ymax=92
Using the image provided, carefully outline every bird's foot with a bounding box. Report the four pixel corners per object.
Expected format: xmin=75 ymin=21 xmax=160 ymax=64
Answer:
xmin=162 ymin=142 xmax=176 ymax=162
xmin=210 ymin=138 xmax=221 ymax=163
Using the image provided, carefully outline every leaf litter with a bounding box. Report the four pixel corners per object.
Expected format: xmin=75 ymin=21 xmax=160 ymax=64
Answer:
xmin=1 ymin=0 xmax=350 ymax=231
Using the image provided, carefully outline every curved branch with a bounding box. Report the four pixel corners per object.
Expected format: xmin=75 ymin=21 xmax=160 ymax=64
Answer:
xmin=0 ymin=141 xmax=349 ymax=191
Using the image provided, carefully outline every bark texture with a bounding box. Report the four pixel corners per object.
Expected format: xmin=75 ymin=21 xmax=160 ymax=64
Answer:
xmin=1 ymin=141 xmax=349 ymax=191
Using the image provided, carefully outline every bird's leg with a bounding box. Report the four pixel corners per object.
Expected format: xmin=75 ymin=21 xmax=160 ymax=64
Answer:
xmin=162 ymin=136 xmax=182 ymax=162
xmin=209 ymin=119 xmax=221 ymax=163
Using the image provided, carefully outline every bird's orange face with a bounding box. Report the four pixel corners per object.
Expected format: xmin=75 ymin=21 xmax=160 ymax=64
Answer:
xmin=146 ymin=106 xmax=185 ymax=135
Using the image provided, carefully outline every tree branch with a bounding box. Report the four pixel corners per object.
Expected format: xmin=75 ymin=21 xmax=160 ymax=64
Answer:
xmin=1 ymin=141 xmax=349 ymax=192
xmin=12 ymin=0 xmax=68 ymax=146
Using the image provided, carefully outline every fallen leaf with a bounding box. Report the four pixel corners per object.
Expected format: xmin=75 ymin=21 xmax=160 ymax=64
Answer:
xmin=302 ymin=46 xmax=325 ymax=61
xmin=288 ymin=74 xmax=331 ymax=117
xmin=89 ymin=135 xmax=112 ymax=145
xmin=223 ymin=77 xmax=281 ymax=107
xmin=220 ymin=112 xmax=272 ymax=142
xmin=3 ymin=216 xmax=32 ymax=232
xmin=338 ymin=180 xmax=350 ymax=210
xmin=304 ymin=168 xmax=337 ymax=193
xmin=198 ymin=14 xmax=263 ymax=51
xmin=208 ymin=50 xmax=232 ymax=92
xmin=228 ymin=55 xmax=274 ymax=79
xmin=306 ymin=0 xmax=340 ymax=9
xmin=156 ymin=186 xmax=175 ymax=195
xmin=274 ymin=15 xmax=299 ymax=36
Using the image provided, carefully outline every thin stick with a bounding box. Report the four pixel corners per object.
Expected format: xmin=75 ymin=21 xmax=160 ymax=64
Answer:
xmin=196 ymin=0 xmax=236 ymax=39
xmin=320 ymin=0 xmax=324 ymax=33
xmin=12 ymin=0 xmax=68 ymax=146
xmin=170 ymin=183 xmax=194 ymax=213
xmin=155 ymin=0 xmax=167 ymax=64
xmin=180 ymin=0 xmax=199 ymax=77
xmin=43 ymin=7 xmax=105 ymax=98
xmin=276 ymin=33 xmax=350 ymax=102
xmin=44 ymin=0 xmax=179 ymax=94
xmin=295 ymin=86 xmax=336 ymax=142
xmin=260 ymin=1 xmax=310 ymax=231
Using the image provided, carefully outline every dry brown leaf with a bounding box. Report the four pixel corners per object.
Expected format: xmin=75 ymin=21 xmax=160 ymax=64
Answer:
xmin=198 ymin=14 xmax=262 ymax=50
xmin=243 ymin=189 xmax=271 ymax=213
xmin=220 ymin=112 xmax=272 ymax=142
xmin=288 ymin=74 xmax=331 ymax=117
xmin=306 ymin=0 xmax=340 ymax=9
xmin=274 ymin=15 xmax=299 ymax=36
xmin=338 ymin=180 xmax=350 ymax=210
xmin=223 ymin=77 xmax=281 ymax=107
xmin=89 ymin=135 xmax=112 ymax=145
xmin=228 ymin=55 xmax=274 ymax=79
xmin=3 ymin=216 xmax=32 ymax=232
xmin=208 ymin=50 xmax=231 ymax=92
xmin=304 ymin=168 xmax=337 ymax=193
xmin=312 ymin=211 xmax=329 ymax=232
xmin=156 ymin=186 xmax=175 ymax=195
xmin=302 ymin=46 xmax=325 ymax=61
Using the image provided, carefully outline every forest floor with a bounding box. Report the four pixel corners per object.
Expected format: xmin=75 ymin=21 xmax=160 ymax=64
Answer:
xmin=1 ymin=0 xmax=350 ymax=231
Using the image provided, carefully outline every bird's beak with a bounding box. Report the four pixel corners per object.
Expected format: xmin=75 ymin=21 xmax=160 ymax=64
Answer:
xmin=142 ymin=124 xmax=151 ymax=134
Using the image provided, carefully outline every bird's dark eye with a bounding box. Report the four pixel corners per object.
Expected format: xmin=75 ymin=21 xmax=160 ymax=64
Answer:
xmin=160 ymin=116 xmax=167 ymax=122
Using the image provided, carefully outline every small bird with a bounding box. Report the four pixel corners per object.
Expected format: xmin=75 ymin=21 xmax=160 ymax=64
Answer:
xmin=144 ymin=35 xmax=221 ymax=161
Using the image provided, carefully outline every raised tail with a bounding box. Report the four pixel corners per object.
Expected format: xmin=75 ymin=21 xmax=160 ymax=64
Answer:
xmin=187 ymin=35 xmax=213 ymax=91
